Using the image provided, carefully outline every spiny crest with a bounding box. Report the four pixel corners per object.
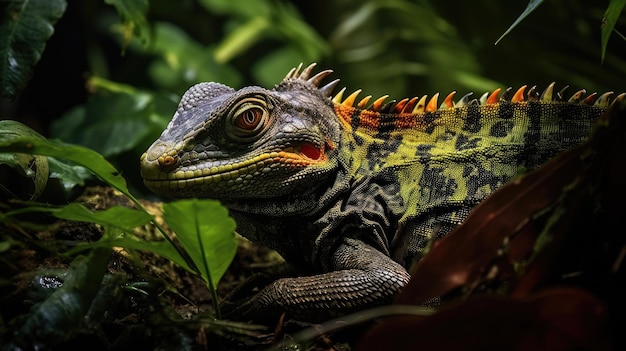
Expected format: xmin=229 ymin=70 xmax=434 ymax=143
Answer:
xmin=284 ymin=63 xmax=624 ymax=114
xmin=283 ymin=62 xmax=339 ymax=97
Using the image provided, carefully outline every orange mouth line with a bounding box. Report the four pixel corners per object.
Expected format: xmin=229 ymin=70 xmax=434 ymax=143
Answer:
xmin=145 ymin=146 xmax=326 ymax=183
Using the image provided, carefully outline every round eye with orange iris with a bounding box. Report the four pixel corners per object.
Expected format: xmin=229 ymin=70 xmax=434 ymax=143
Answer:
xmin=234 ymin=108 xmax=264 ymax=130
xmin=227 ymin=96 xmax=271 ymax=142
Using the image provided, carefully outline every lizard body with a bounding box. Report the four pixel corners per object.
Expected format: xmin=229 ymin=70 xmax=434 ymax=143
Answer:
xmin=140 ymin=63 xmax=618 ymax=321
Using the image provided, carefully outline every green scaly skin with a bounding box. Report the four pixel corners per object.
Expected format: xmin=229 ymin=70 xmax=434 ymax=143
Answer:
xmin=140 ymin=63 xmax=617 ymax=322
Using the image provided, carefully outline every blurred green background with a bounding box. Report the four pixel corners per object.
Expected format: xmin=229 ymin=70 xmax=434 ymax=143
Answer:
xmin=1 ymin=0 xmax=625 ymax=196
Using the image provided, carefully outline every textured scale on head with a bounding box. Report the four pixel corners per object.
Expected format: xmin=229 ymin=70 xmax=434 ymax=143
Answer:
xmin=140 ymin=62 xmax=623 ymax=203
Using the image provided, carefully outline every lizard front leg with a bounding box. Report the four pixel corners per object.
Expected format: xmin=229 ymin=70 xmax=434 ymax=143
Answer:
xmin=221 ymin=237 xmax=410 ymax=322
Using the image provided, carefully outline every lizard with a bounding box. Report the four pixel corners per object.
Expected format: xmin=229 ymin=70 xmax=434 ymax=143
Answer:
xmin=139 ymin=63 xmax=621 ymax=322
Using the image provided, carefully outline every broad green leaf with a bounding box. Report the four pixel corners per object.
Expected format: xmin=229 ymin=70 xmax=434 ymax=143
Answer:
xmin=0 ymin=120 xmax=131 ymax=199
xmin=0 ymin=0 xmax=67 ymax=99
xmin=104 ymin=0 xmax=151 ymax=48
xmin=52 ymin=90 xmax=155 ymax=157
xmin=162 ymin=199 xmax=237 ymax=286
xmin=14 ymin=202 xmax=185 ymax=271
xmin=601 ymin=0 xmax=626 ymax=62
xmin=0 ymin=119 xmax=87 ymax=200
xmin=52 ymin=203 xmax=152 ymax=231
xmin=51 ymin=77 xmax=175 ymax=157
xmin=67 ymin=235 xmax=192 ymax=273
xmin=47 ymin=157 xmax=92 ymax=194
xmin=4 ymin=203 xmax=152 ymax=233
xmin=495 ymin=0 xmax=546 ymax=45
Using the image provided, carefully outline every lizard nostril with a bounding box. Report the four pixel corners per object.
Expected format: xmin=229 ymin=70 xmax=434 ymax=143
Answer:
xmin=158 ymin=155 xmax=179 ymax=169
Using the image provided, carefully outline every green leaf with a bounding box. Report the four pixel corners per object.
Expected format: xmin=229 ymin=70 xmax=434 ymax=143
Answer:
xmin=162 ymin=199 xmax=237 ymax=286
xmin=213 ymin=2 xmax=328 ymax=64
xmin=0 ymin=149 xmax=48 ymax=200
xmin=68 ymin=235 xmax=192 ymax=273
xmin=601 ymin=0 xmax=626 ymax=62
xmin=495 ymin=0 xmax=546 ymax=45
xmin=50 ymin=80 xmax=167 ymax=158
xmin=104 ymin=0 xmax=151 ymax=49
xmin=18 ymin=203 xmax=183 ymax=270
xmin=271 ymin=3 xmax=329 ymax=61
xmin=0 ymin=120 xmax=132 ymax=200
xmin=52 ymin=203 xmax=152 ymax=231
xmin=47 ymin=157 xmax=92 ymax=194
xmin=4 ymin=202 xmax=152 ymax=233
xmin=51 ymin=77 xmax=177 ymax=158
xmin=0 ymin=0 xmax=67 ymax=99
xmin=0 ymin=119 xmax=87 ymax=200
xmin=215 ymin=16 xmax=271 ymax=63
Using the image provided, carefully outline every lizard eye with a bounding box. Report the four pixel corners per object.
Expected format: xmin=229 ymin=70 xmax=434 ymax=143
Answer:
xmin=235 ymin=108 xmax=264 ymax=130
xmin=227 ymin=97 xmax=270 ymax=142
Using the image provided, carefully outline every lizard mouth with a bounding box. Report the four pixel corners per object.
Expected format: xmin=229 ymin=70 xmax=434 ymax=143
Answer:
xmin=140 ymin=141 xmax=329 ymax=193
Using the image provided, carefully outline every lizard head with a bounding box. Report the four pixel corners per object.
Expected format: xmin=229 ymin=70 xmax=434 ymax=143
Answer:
xmin=140 ymin=63 xmax=345 ymax=203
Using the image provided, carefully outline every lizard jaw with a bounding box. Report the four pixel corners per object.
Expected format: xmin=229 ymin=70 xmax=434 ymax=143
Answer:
xmin=140 ymin=141 xmax=329 ymax=198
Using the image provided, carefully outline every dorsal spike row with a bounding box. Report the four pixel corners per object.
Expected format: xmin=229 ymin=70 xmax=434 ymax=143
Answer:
xmin=380 ymin=86 xmax=616 ymax=112
xmin=285 ymin=64 xmax=620 ymax=113
xmin=284 ymin=63 xmax=339 ymax=95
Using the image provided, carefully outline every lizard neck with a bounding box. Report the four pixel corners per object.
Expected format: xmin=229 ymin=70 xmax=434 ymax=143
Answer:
xmin=220 ymin=160 xmax=352 ymax=217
